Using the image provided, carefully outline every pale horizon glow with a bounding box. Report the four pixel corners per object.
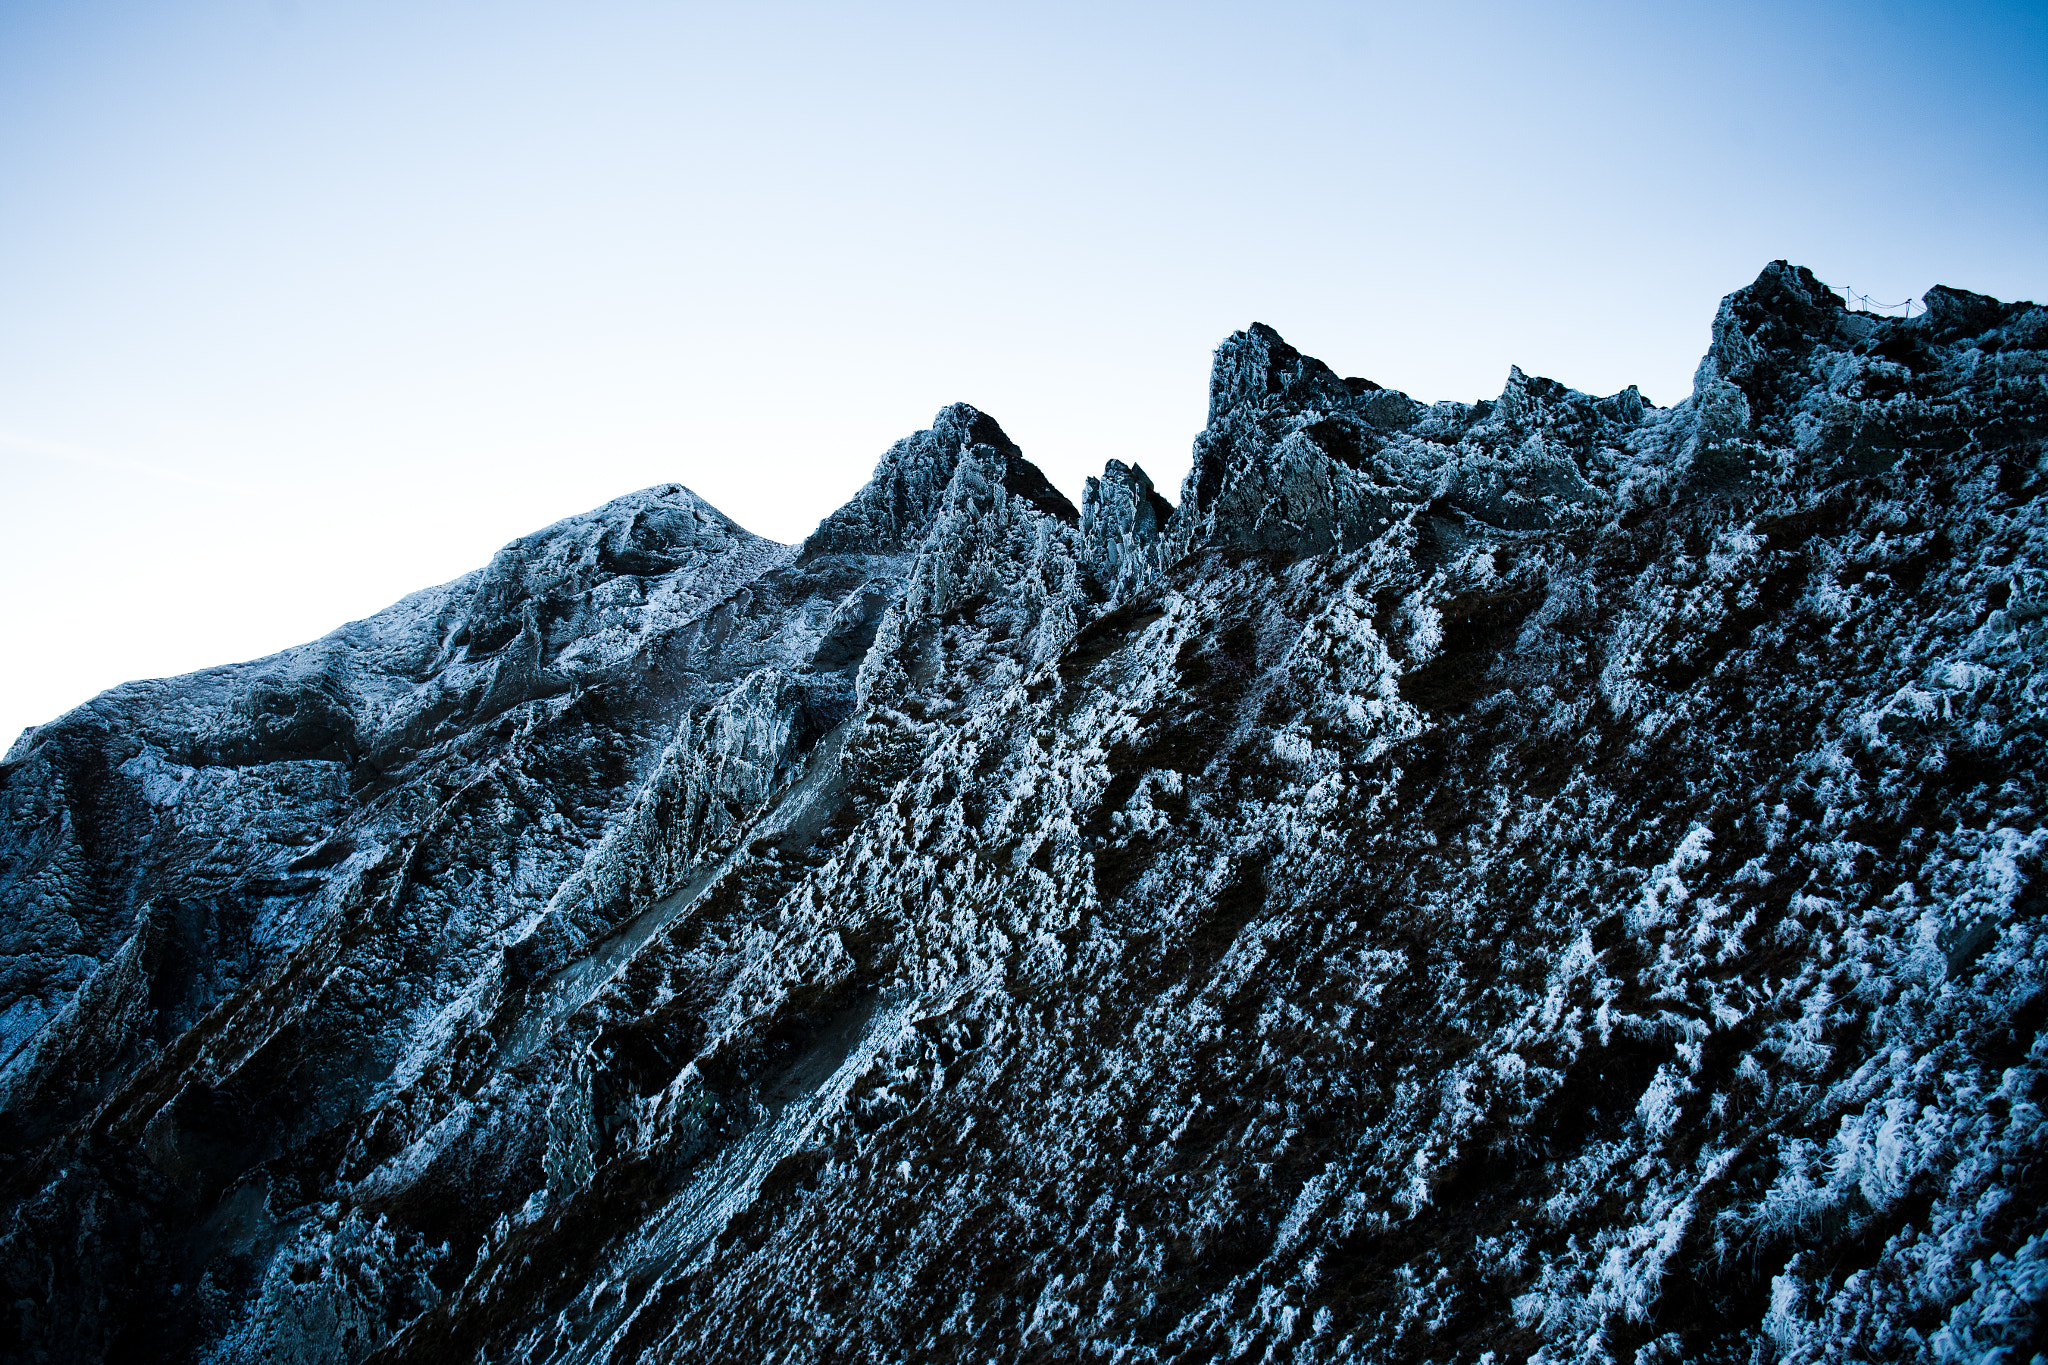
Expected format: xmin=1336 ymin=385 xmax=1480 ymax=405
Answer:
xmin=3 ymin=0 xmax=2044 ymax=745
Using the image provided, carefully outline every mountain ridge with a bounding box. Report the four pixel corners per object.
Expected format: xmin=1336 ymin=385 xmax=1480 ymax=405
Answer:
xmin=2 ymin=260 xmax=2045 ymax=1364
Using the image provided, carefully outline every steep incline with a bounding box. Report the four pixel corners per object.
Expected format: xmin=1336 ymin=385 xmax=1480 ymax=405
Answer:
xmin=1 ymin=263 xmax=2044 ymax=1365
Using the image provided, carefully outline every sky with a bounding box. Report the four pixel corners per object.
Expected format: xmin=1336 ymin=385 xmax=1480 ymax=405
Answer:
xmin=2 ymin=0 xmax=2044 ymax=745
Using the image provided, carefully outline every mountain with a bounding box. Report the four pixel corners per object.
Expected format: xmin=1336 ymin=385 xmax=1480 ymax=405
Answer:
xmin=2 ymin=262 xmax=2045 ymax=1364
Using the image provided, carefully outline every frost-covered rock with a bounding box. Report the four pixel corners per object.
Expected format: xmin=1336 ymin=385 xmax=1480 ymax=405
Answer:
xmin=1082 ymin=459 xmax=1174 ymax=603
xmin=2 ymin=261 xmax=2046 ymax=1364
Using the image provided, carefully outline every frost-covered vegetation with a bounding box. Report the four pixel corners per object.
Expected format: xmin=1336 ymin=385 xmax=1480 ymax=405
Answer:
xmin=0 ymin=263 xmax=2043 ymax=1363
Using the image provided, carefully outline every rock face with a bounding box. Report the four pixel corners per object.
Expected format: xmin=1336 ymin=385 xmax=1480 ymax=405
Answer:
xmin=2 ymin=261 xmax=2046 ymax=1364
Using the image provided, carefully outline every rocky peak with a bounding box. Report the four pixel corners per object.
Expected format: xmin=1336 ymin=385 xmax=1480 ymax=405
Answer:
xmin=1493 ymin=363 xmax=1572 ymax=417
xmin=1183 ymin=324 xmax=1365 ymax=524
xmin=1920 ymin=281 xmax=2026 ymax=342
xmin=799 ymin=403 xmax=1032 ymax=560
xmin=1692 ymin=259 xmax=1868 ymax=416
xmin=1082 ymin=459 xmax=1173 ymax=543
xmin=1203 ymin=321 xmax=1357 ymax=428
xmin=1081 ymin=460 xmax=1175 ymax=601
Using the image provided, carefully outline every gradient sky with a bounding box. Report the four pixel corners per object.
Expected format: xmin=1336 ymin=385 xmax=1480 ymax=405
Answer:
xmin=3 ymin=0 xmax=2044 ymax=745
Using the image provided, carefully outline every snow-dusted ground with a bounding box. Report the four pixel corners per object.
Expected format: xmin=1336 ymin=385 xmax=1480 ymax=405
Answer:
xmin=1 ymin=263 xmax=2044 ymax=1364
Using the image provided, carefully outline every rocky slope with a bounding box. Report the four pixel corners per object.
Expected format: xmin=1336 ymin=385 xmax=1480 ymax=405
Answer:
xmin=2 ymin=262 xmax=2045 ymax=1364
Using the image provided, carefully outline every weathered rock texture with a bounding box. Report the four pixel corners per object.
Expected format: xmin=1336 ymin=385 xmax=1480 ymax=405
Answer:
xmin=3 ymin=262 xmax=2047 ymax=1364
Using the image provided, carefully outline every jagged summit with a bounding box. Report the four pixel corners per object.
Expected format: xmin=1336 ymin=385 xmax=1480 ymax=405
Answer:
xmin=798 ymin=404 xmax=1078 ymax=565
xmin=1203 ymin=321 xmax=1363 ymax=428
xmin=3 ymin=264 xmax=2046 ymax=1365
xmin=1178 ymin=319 xmax=1637 ymax=554
xmin=800 ymin=403 xmax=1007 ymax=560
xmin=1082 ymin=460 xmax=1175 ymax=602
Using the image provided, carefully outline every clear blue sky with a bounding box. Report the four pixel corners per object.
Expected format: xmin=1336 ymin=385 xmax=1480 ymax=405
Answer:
xmin=2 ymin=0 xmax=2043 ymax=744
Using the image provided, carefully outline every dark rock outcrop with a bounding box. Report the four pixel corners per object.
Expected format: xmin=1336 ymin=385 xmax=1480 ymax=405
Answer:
xmin=2 ymin=262 xmax=2046 ymax=1365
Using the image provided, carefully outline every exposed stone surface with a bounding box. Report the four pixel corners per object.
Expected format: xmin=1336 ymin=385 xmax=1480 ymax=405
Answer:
xmin=2 ymin=262 xmax=2046 ymax=1364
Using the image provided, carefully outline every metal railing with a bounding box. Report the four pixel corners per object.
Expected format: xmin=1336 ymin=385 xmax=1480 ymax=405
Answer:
xmin=1834 ymin=284 xmax=1921 ymax=318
